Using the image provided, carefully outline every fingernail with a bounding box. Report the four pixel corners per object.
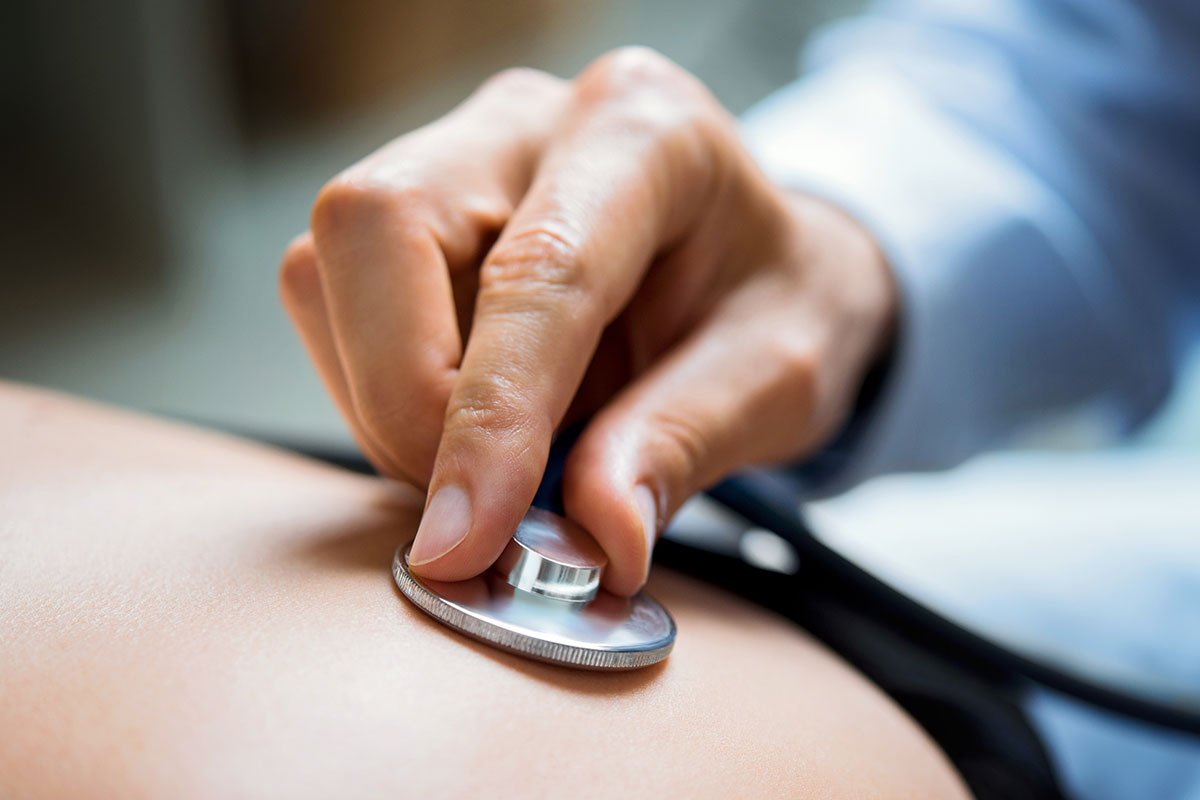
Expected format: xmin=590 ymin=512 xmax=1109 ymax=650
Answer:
xmin=409 ymin=485 xmax=472 ymax=566
xmin=634 ymin=484 xmax=658 ymax=574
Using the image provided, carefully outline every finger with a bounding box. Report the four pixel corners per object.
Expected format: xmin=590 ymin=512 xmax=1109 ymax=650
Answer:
xmin=278 ymin=234 xmax=409 ymax=476
xmin=567 ymin=190 xmax=896 ymax=595
xmin=408 ymin=48 xmax=722 ymax=579
xmin=562 ymin=287 xmax=845 ymax=596
xmin=310 ymin=69 xmax=567 ymax=485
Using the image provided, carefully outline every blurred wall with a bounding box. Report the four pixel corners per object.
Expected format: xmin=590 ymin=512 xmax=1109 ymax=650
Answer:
xmin=0 ymin=0 xmax=859 ymax=448
xmin=4 ymin=0 xmax=1196 ymax=452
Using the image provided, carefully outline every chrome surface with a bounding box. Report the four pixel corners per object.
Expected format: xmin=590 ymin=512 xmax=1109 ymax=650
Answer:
xmin=494 ymin=507 xmax=607 ymax=603
xmin=392 ymin=510 xmax=675 ymax=670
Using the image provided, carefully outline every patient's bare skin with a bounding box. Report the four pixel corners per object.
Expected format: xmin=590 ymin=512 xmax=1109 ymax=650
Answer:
xmin=0 ymin=382 xmax=967 ymax=799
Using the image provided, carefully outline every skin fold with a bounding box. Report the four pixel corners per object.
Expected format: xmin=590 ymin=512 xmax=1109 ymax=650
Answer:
xmin=0 ymin=382 xmax=966 ymax=799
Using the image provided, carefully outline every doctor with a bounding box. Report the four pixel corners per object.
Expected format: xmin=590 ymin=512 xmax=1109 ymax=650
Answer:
xmin=280 ymin=0 xmax=1199 ymax=597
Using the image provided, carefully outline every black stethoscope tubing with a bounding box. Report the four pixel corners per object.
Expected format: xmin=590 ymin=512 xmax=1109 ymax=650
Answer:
xmin=705 ymin=468 xmax=1200 ymax=737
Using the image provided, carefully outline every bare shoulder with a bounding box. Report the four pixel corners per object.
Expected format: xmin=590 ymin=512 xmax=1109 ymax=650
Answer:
xmin=0 ymin=382 xmax=967 ymax=799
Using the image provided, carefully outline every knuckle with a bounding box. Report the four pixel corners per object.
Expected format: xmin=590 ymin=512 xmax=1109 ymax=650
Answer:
xmin=311 ymin=177 xmax=376 ymax=239
xmin=278 ymin=235 xmax=320 ymax=303
xmin=585 ymin=46 xmax=682 ymax=94
xmin=482 ymin=66 xmax=563 ymax=100
xmin=574 ymin=48 xmax=720 ymax=161
xmin=480 ymin=221 xmax=601 ymax=320
xmin=442 ymin=375 xmax=542 ymax=442
xmin=576 ymin=47 xmax=707 ymax=115
xmin=310 ymin=174 xmax=431 ymax=248
xmin=485 ymin=220 xmax=584 ymax=286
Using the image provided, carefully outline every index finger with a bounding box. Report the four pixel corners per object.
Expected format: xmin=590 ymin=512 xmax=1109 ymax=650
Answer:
xmin=407 ymin=49 xmax=721 ymax=582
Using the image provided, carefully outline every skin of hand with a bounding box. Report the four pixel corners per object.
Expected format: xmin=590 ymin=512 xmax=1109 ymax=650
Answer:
xmin=279 ymin=47 xmax=896 ymax=596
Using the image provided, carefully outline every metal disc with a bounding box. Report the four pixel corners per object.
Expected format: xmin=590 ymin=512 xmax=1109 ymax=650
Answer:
xmin=493 ymin=507 xmax=608 ymax=603
xmin=393 ymin=544 xmax=676 ymax=670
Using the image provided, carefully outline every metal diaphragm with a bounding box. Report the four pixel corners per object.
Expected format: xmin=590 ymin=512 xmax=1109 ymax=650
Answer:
xmin=392 ymin=509 xmax=675 ymax=670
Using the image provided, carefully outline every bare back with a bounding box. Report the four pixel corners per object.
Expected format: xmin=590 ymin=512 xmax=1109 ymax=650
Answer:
xmin=0 ymin=383 xmax=967 ymax=799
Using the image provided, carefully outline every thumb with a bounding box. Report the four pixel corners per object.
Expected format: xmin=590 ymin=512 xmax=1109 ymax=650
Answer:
xmin=561 ymin=311 xmax=833 ymax=596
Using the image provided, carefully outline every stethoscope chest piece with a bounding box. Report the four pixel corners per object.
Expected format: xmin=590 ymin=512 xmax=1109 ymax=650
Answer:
xmin=393 ymin=508 xmax=675 ymax=670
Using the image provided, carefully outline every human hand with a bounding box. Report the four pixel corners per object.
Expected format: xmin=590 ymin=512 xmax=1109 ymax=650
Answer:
xmin=280 ymin=48 xmax=895 ymax=595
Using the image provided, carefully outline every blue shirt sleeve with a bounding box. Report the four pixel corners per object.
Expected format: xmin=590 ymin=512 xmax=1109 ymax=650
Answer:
xmin=740 ymin=0 xmax=1200 ymax=491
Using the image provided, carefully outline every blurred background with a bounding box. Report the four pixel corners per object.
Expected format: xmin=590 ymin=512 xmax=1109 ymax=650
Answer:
xmin=2 ymin=0 xmax=864 ymax=448
xmin=3 ymin=0 xmax=1197 ymax=451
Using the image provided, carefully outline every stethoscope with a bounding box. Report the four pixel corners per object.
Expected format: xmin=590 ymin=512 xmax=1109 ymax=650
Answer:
xmin=529 ymin=419 xmax=1200 ymax=737
xmin=297 ymin=435 xmax=1200 ymax=738
xmin=693 ymin=467 xmax=1200 ymax=738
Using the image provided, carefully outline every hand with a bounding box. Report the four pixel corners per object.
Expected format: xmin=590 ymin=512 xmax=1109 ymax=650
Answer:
xmin=280 ymin=48 xmax=895 ymax=595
